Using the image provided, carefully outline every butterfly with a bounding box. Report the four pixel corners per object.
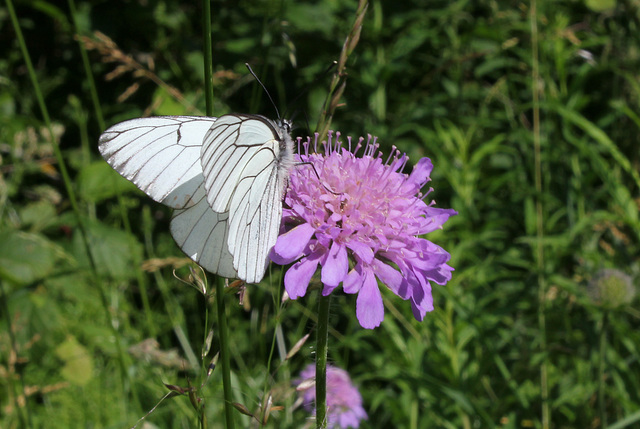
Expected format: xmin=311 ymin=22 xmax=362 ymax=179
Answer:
xmin=99 ymin=114 xmax=295 ymax=283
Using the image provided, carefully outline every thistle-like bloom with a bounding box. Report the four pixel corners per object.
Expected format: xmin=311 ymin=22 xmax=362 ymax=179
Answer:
xmin=587 ymin=269 xmax=635 ymax=309
xmin=271 ymin=132 xmax=456 ymax=329
xmin=296 ymin=364 xmax=367 ymax=428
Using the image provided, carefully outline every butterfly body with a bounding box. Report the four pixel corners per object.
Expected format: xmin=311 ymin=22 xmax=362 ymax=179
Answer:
xmin=99 ymin=114 xmax=294 ymax=283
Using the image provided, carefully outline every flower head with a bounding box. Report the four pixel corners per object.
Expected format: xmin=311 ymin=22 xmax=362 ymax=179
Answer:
xmin=271 ymin=132 xmax=456 ymax=328
xmin=587 ymin=269 xmax=635 ymax=309
xmin=296 ymin=363 xmax=367 ymax=429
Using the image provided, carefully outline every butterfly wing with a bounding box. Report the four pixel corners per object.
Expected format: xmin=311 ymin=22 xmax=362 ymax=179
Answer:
xmin=99 ymin=115 xmax=238 ymax=279
xmin=225 ymin=150 xmax=284 ymax=283
xmin=200 ymin=114 xmax=294 ymax=283
xmin=99 ymin=116 xmax=217 ymax=209
xmin=170 ymin=182 xmax=238 ymax=279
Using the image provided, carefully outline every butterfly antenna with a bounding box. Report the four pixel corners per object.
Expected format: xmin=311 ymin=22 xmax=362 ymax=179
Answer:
xmin=246 ymin=63 xmax=281 ymax=120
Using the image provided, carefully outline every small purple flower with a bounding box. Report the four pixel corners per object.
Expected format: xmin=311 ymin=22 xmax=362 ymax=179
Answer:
xmin=271 ymin=132 xmax=456 ymax=329
xmin=296 ymin=363 xmax=367 ymax=428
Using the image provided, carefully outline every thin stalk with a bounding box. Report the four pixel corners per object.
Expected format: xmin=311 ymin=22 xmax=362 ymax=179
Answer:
xmin=202 ymin=1 xmax=235 ymax=427
xmin=1 ymin=281 xmax=32 ymax=428
xmin=66 ymin=0 xmax=105 ymax=131
xmin=6 ymin=0 xmax=139 ymax=409
xmin=202 ymin=0 xmax=213 ymax=115
xmin=530 ymin=1 xmax=549 ymax=427
xmin=315 ymin=0 xmax=369 ymax=136
xmin=315 ymin=294 xmax=331 ymax=429
xmin=598 ymin=312 xmax=608 ymax=428
xmin=216 ymin=277 xmax=235 ymax=429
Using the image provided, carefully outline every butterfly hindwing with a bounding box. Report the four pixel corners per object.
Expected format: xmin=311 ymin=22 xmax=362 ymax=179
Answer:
xmin=170 ymin=182 xmax=238 ymax=279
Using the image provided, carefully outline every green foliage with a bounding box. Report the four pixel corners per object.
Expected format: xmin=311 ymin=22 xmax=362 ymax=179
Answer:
xmin=1 ymin=0 xmax=640 ymax=428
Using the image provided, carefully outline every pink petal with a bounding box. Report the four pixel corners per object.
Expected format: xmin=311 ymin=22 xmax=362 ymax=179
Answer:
xmin=347 ymin=240 xmax=374 ymax=264
xmin=402 ymin=157 xmax=432 ymax=194
xmin=284 ymin=252 xmax=322 ymax=299
xmin=418 ymin=207 xmax=458 ymax=234
xmin=372 ymin=259 xmax=404 ymax=297
xmin=410 ymin=271 xmax=433 ymax=321
xmin=271 ymin=223 xmax=316 ymax=264
xmin=356 ymin=269 xmax=384 ymax=329
xmin=321 ymin=242 xmax=348 ymax=287
xmin=343 ymin=266 xmax=363 ymax=294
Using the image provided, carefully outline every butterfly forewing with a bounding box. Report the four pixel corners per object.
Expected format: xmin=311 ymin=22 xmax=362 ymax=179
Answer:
xmin=200 ymin=114 xmax=293 ymax=283
xmin=201 ymin=115 xmax=280 ymax=213
xmin=227 ymin=157 xmax=283 ymax=283
xmin=99 ymin=116 xmax=217 ymax=208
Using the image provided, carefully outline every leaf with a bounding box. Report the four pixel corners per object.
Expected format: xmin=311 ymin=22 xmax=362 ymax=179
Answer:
xmin=0 ymin=230 xmax=67 ymax=285
xmin=545 ymin=101 xmax=640 ymax=190
xmin=19 ymin=200 xmax=57 ymax=231
xmin=77 ymin=161 xmax=140 ymax=203
xmin=72 ymin=219 xmax=143 ymax=280
xmin=584 ymin=0 xmax=615 ymax=12
xmin=150 ymin=86 xmax=186 ymax=116
xmin=55 ymin=336 xmax=94 ymax=386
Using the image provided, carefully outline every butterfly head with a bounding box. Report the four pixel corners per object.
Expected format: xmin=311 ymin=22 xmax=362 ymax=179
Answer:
xmin=278 ymin=119 xmax=293 ymax=135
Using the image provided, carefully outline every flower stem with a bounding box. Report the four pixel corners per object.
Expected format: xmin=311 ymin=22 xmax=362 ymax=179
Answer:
xmin=598 ymin=312 xmax=608 ymax=428
xmin=202 ymin=0 xmax=213 ymax=115
xmin=216 ymin=278 xmax=235 ymax=429
xmin=530 ymin=1 xmax=549 ymax=427
xmin=316 ymin=293 xmax=331 ymax=428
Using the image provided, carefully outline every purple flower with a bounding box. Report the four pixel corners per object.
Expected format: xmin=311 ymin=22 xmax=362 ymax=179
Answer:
xmin=271 ymin=131 xmax=456 ymax=329
xmin=296 ymin=364 xmax=367 ymax=429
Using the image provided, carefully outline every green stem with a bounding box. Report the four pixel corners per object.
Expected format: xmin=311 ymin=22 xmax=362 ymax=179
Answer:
xmin=1 ymin=281 xmax=32 ymax=428
xmin=203 ymin=0 xmax=213 ymax=116
xmin=201 ymin=1 xmax=234 ymax=427
xmin=67 ymin=0 xmax=105 ymax=131
xmin=530 ymin=1 xmax=549 ymax=427
xmin=315 ymin=293 xmax=331 ymax=429
xmin=216 ymin=278 xmax=235 ymax=429
xmin=598 ymin=312 xmax=608 ymax=428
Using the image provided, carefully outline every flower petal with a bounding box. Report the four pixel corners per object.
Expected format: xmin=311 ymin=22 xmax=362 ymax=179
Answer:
xmin=272 ymin=222 xmax=316 ymax=264
xmin=410 ymin=270 xmax=433 ymax=321
xmin=418 ymin=207 xmax=458 ymax=234
xmin=343 ymin=266 xmax=363 ymax=294
xmin=425 ymin=263 xmax=454 ymax=285
xmin=347 ymin=240 xmax=374 ymax=264
xmin=356 ymin=268 xmax=384 ymax=329
xmin=321 ymin=241 xmax=348 ymax=287
xmin=372 ymin=259 xmax=404 ymax=297
xmin=284 ymin=249 xmax=324 ymax=299
xmin=402 ymin=157 xmax=432 ymax=194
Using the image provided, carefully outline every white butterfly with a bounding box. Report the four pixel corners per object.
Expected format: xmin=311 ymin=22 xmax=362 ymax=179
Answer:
xmin=99 ymin=114 xmax=294 ymax=283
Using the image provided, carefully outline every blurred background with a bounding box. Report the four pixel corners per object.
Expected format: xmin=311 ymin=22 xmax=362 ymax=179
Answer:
xmin=1 ymin=0 xmax=639 ymax=427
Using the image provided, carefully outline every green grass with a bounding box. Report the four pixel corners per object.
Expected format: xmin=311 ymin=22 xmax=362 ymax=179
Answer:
xmin=2 ymin=0 xmax=640 ymax=428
